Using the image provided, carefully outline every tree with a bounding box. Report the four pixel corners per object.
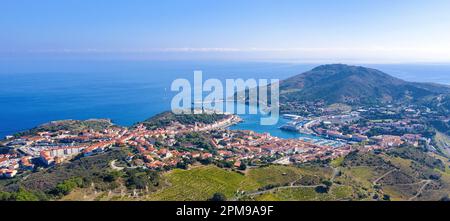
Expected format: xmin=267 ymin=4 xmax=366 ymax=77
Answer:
xmin=15 ymin=188 xmax=39 ymax=201
xmin=322 ymin=180 xmax=333 ymax=188
xmin=199 ymin=158 xmax=212 ymax=165
xmin=238 ymin=162 xmax=247 ymax=171
xmin=176 ymin=161 xmax=188 ymax=169
xmin=0 ymin=191 xmax=13 ymax=201
xmin=53 ymin=177 xmax=84 ymax=196
xmin=125 ymin=168 xmax=160 ymax=190
xmin=314 ymin=185 xmax=328 ymax=194
xmin=440 ymin=195 xmax=450 ymax=201
xmin=208 ymin=192 xmax=227 ymax=201
xmin=103 ymin=171 xmax=120 ymax=182
xmin=315 ymin=180 xmax=333 ymax=193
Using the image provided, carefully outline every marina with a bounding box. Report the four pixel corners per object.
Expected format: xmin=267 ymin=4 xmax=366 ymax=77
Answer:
xmin=228 ymin=103 xmax=349 ymax=148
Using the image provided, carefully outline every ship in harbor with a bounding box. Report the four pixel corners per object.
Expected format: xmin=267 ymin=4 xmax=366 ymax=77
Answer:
xmin=279 ymin=114 xmax=318 ymax=135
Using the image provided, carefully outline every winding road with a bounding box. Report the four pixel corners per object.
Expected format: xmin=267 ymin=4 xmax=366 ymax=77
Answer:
xmin=239 ymin=183 xmax=322 ymax=199
xmin=373 ymin=169 xmax=398 ymax=185
xmin=408 ymin=180 xmax=432 ymax=201
xmin=110 ymin=160 xmax=139 ymax=170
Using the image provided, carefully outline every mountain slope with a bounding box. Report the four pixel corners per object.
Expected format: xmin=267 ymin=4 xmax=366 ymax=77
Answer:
xmin=279 ymin=64 xmax=450 ymax=105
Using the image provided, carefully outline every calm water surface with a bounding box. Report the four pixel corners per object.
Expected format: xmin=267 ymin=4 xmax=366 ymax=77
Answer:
xmin=0 ymin=60 xmax=449 ymax=138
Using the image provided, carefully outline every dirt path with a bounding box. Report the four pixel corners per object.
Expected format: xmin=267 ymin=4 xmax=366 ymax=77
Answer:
xmin=373 ymin=169 xmax=397 ymax=185
xmin=235 ymin=184 xmax=321 ymax=200
xmin=408 ymin=180 xmax=432 ymax=201
xmin=331 ymin=167 xmax=340 ymax=182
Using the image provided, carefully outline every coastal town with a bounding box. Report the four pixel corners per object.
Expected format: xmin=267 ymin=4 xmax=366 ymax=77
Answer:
xmin=1 ymin=113 xmax=238 ymax=178
xmin=1 ymin=100 xmax=441 ymax=179
xmin=279 ymin=103 xmax=435 ymax=150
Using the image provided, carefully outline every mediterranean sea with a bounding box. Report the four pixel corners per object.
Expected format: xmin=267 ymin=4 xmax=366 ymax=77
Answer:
xmin=1 ymin=60 xmax=449 ymax=139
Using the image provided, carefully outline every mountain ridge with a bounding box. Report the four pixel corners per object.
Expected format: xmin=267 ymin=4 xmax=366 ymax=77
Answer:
xmin=279 ymin=64 xmax=450 ymax=105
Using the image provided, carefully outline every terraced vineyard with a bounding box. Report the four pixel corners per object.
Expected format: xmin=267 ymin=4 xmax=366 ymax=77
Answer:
xmin=146 ymin=166 xmax=257 ymax=201
xmin=253 ymin=185 xmax=354 ymax=201
xmin=146 ymin=165 xmax=337 ymax=201
xmin=24 ymin=147 xmax=450 ymax=201
xmin=246 ymin=165 xmax=323 ymax=187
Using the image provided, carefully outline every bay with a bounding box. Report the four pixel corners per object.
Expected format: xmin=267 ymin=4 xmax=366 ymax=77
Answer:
xmin=0 ymin=60 xmax=449 ymax=138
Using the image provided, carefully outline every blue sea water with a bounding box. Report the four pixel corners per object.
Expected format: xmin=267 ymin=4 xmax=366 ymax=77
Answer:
xmin=0 ymin=60 xmax=449 ymax=139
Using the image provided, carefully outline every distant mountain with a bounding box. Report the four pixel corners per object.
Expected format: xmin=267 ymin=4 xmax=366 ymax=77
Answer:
xmin=279 ymin=64 xmax=450 ymax=105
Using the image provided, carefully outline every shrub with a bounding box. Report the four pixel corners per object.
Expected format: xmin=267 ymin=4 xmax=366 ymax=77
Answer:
xmin=208 ymin=192 xmax=227 ymax=201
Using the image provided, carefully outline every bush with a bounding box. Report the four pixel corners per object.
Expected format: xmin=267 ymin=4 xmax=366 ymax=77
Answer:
xmin=125 ymin=168 xmax=159 ymax=190
xmin=322 ymin=180 xmax=333 ymax=188
xmin=176 ymin=161 xmax=189 ymax=170
xmin=102 ymin=171 xmax=122 ymax=182
xmin=440 ymin=195 xmax=450 ymax=201
xmin=15 ymin=188 xmax=39 ymax=201
xmin=0 ymin=191 xmax=13 ymax=201
xmin=238 ymin=163 xmax=247 ymax=171
xmin=315 ymin=185 xmax=329 ymax=194
xmin=52 ymin=177 xmax=84 ymax=196
xmin=208 ymin=192 xmax=226 ymax=201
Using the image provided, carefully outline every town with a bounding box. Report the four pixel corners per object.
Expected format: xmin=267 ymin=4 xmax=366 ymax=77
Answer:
xmin=0 ymin=102 xmax=445 ymax=179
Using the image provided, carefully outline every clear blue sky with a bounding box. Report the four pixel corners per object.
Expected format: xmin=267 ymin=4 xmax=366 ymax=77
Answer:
xmin=1 ymin=0 xmax=450 ymax=62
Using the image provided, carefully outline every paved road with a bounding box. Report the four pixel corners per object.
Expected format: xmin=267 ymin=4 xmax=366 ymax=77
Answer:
xmin=110 ymin=160 xmax=125 ymax=171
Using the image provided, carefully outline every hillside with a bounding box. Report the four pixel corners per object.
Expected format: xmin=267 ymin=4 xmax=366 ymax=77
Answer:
xmin=13 ymin=119 xmax=115 ymax=137
xmin=138 ymin=111 xmax=229 ymax=130
xmin=7 ymin=146 xmax=446 ymax=201
xmin=279 ymin=64 xmax=450 ymax=105
xmin=3 ymin=143 xmax=450 ymax=201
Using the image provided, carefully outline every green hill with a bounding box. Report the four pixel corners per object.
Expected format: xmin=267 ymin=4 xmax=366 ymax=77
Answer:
xmin=37 ymin=146 xmax=450 ymax=201
xmin=279 ymin=64 xmax=450 ymax=105
xmin=139 ymin=111 xmax=228 ymax=130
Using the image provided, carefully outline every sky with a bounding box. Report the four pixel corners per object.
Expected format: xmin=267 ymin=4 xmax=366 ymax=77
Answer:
xmin=1 ymin=0 xmax=450 ymax=63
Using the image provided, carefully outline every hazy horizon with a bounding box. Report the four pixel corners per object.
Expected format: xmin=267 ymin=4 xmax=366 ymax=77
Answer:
xmin=2 ymin=0 xmax=450 ymax=63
